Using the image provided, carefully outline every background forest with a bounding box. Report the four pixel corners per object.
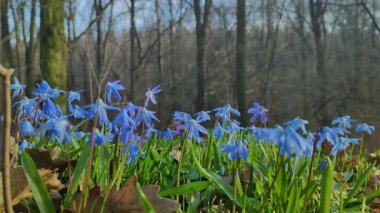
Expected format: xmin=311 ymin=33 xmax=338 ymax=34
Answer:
xmin=0 ymin=0 xmax=380 ymax=148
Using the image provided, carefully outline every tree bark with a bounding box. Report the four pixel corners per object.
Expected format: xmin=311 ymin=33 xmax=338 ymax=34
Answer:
xmin=129 ymin=0 xmax=137 ymax=101
xmin=236 ymin=0 xmax=247 ymax=125
xmin=40 ymin=0 xmax=67 ymax=101
xmin=25 ymin=0 xmax=39 ymax=92
xmin=309 ymin=0 xmax=328 ymax=125
xmin=0 ymin=0 xmax=14 ymax=68
xmin=193 ymin=0 xmax=212 ymax=111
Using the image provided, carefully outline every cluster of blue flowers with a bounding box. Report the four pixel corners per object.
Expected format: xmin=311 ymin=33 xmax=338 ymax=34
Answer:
xmin=11 ymin=77 xmax=375 ymax=163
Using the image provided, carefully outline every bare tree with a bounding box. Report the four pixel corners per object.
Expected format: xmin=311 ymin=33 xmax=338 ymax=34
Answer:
xmin=236 ymin=0 xmax=247 ymax=125
xmin=193 ymin=0 xmax=212 ymax=111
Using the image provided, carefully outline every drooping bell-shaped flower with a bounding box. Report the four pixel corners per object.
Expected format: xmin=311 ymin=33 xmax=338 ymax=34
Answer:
xmin=330 ymin=137 xmax=359 ymax=156
xmin=135 ymin=107 xmax=159 ymax=128
xmin=10 ymin=77 xmax=26 ymax=98
xmin=213 ymin=104 xmax=240 ymax=122
xmin=332 ymin=115 xmax=354 ymax=129
xmin=220 ymin=138 xmax=248 ymax=161
xmin=355 ymin=123 xmax=375 ymax=135
xmin=284 ymin=117 xmax=309 ymax=135
xmin=19 ymin=120 xmax=34 ymax=137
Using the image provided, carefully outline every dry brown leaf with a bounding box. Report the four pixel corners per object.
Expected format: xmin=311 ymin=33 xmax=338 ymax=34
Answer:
xmin=141 ymin=185 xmax=180 ymax=213
xmin=109 ymin=176 xmax=180 ymax=213
xmin=0 ymin=166 xmax=65 ymax=209
xmin=26 ymin=148 xmax=54 ymax=169
xmin=169 ymin=148 xmax=182 ymax=162
xmin=70 ymin=192 xmax=110 ymax=213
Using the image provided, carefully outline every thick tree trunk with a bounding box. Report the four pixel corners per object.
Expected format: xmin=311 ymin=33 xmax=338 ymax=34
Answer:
xmin=40 ymin=0 xmax=67 ymax=99
xmin=236 ymin=0 xmax=247 ymax=125
xmin=193 ymin=0 xmax=212 ymax=111
xmin=309 ymin=0 xmax=328 ymax=125
xmin=0 ymin=0 xmax=14 ymax=68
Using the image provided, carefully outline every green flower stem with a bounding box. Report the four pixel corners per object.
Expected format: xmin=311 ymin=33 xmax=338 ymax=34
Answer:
xmin=260 ymin=150 xmax=282 ymax=211
xmin=77 ymin=115 xmax=99 ymax=212
xmin=303 ymin=133 xmax=318 ymax=212
xmin=232 ymin=159 xmax=241 ymax=213
xmin=176 ymin=130 xmax=189 ymax=203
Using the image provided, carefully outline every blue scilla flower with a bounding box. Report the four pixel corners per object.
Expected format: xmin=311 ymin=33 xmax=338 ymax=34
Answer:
xmin=330 ymin=137 xmax=359 ymax=156
xmin=10 ymin=77 xmax=26 ymax=98
xmin=19 ymin=120 xmax=34 ymax=137
xmin=120 ymin=126 xmax=134 ymax=144
xmin=247 ymin=126 xmax=266 ymax=141
xmin=126 ymin=143 xmax=139 ymax=164
xmin=220 ymin=138 xmax=248 ymax=161
xmin=92 ymin=129 xmax=114 ymax=146
xmin=247 ymin=102 xmax=269 ymax=124
xmin=263 ymin=126 xmax=313 ymax=157
xmin=42 ymin=98 xmax=59 ymax=118
xmin=14 ymin=97 xmax=37 ymax=118
xmin=226 ymin=119 xmax=243 ymax=135
xmin=284 ymin=117 xmax=309 ymax=134
xmin=112 ymin=108 xmax=136 ymax=132
xmin=316 ymin=126 xmax=346 ymax=149
xmin=69 ymin=105 xmax=87 ymax=119
xmin=355 ymin=123 xmax=375 ymax=135
xmin=125 ymin=102 xmax=140 ymax=118
xmin=332 ymin=115 xmax=354 ymax=129
xmin=68 ymin=90 xmax=82 ymax=111
xmin=213 ymin=104 xmax=240 ymax=122
xmin=135 ymin=107 xmax=159 ymax=128
xmin=173 ymin=111 xmax=192 ymax=126
xmin=68 ymin=90 xmax=82 ymax=104
xmin=85 ymin=98 xmax=120 ymax=128
xmin=213 ymin=121 xmax=224 ymax=139
xmin=186 ymin=119 xmax=208 ymax=142
xmin=105 ymin=80 xmax=125 ymax=103
xmin=33 ymin=81 xmax=63 ymax=100
xmin=144 ymin=125 xmax=157 ymax=138
xmin=39 ymin=117 xmax=71 ymax=144
xmin=159 ymin=128 xmax=180 ymax=140
xmin=18 ymin=139 xmax=31 ymax=154
xmin=144 ymin=85 xmax=161 ymax=107
xmin=195 ymin=111 xmax=211 ymax=123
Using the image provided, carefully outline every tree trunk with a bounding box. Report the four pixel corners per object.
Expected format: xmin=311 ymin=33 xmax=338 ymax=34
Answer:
xmin=40 ymin=0 xmax=67 ymax=101
xmin=155 ymin=0 xmax=163 ymax=125
xmin=25 ymin=0 xmax=39 ymax=92
xmin=0 ymin=0 xmax=14 ymax=68
xmin=193 ymin=0 xmax=212 ymax=111
xmin=236 ymin=0 xmax=247 ymax=125
xmin=95 ymin=0 xmax=104 ymax=80
xmin=309 ymin=0 xmax=328 ymax=125
xmin=129 ymin=0 xmax=137 ymax=101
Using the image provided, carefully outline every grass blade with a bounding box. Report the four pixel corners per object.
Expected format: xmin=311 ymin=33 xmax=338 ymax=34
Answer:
xmin=63 ymin=143 xmax=91 ymax=208
xmin=344 ymin=163 xmax=374 ymax=206
xmin=20 ymin=152 xmax=56 ymax=213
xmin=159 ymin=181 xmax=211 ymax=197
xmin=136 ymin=183 xmax=156 ymax=213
